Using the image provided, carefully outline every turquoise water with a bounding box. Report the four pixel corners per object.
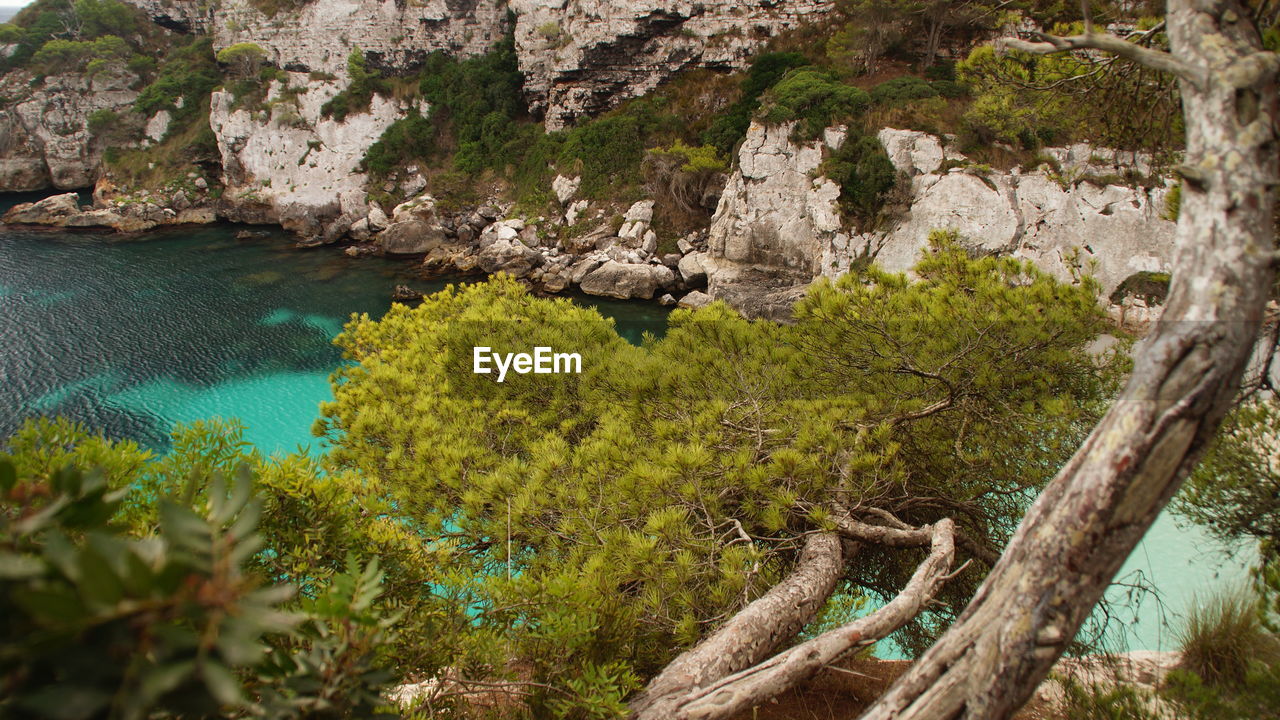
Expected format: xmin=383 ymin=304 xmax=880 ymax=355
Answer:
xmin=0 ymin=216 xmax=1248 ymax=653
xmin=0 ymin=222 xmax=667 ymax=454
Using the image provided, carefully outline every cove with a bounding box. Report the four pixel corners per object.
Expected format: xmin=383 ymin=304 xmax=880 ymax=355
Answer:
xmin=0 ymin=219 xmax=1247 ymax=657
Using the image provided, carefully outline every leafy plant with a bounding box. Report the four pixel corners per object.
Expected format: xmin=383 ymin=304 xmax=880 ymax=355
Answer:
xmin=758 ymin=68 xmax=871 ymax=140
xmin=0 ymin=460 xmax=295 ymax=719
xmin=819 ymin=131 xmax=898 ymax=227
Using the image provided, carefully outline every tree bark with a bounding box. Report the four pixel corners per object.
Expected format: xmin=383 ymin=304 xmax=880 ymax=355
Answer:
xmin=860 ymin=2 xmax=1279 ymax=718
xmin=629 ymin=533 xmax=846 ymax=719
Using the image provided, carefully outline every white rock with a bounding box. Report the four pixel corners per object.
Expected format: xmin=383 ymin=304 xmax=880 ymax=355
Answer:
xmin=552 ymin=174 xmax=581 ymax=204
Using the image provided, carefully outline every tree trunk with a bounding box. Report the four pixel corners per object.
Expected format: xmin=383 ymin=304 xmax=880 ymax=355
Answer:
xmin=629 ymin=533 xmax=846 ymax=719
xmin=860 ymin=2 xmax=1279 ymax=718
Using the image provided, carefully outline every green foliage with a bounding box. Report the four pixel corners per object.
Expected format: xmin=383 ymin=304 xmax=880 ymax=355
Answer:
xmin=701 ymin=52 xmax=811 ymax=156
xmin=0 ymin=458 xmax=296 ymax=719
xmin=1176 ymin=397 xmax=1280 ymax=630
xmin=316 ymin=244 xmax=1119 ymax=707
xmin=1061 ymin=679 xmax=1159 ymax=720
xmin=956 ymin=33 xmax=1183 ymax=154
xmin=1177 ymin=586 xmax=1280 ymax=688
xmin=362 ymin=113 xmax=435 ymax=177
xmin=1163 ymin=183 xmax=1181 ymax=221
xmin=819 ymin=132 xmax=898 ymax=226
xmin=642 ymin=141 xmax=728 ymax=236
xmin=72 ymin=0 xmax=135 ymax=38
xmin=759 ymin=68 xmax=871 ymax=140
xmin=134 ymin=36 xmax=221 ymax=121
xmin=216 ymin=41 xmax=268 ymax=78
xmin=1108 ymin=271 xmax=1171 ymax=306
xmin=320 ymin=48 xmax=391 ymax=121
xmin=29 ymin=34 xmax=129 ymax=74
xmin=869 ymin=76 xmax=968 ymax=105
xmin=1 ymin=0 xmax=152 ymax=74
xmin=1164 ymin=664 xmax=1280 ymax=720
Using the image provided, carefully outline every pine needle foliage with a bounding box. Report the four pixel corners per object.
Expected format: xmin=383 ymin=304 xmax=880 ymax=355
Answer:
xmin=316 ymin=236 xmax=1123 ymax=712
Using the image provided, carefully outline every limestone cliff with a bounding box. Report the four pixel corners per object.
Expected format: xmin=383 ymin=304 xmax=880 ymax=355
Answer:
xmin=209 ymin=75 xmax=427 ymax=239
xmin=0 ymin=69 xmax=141 ymax=191
xmin=510 ymin=0 xmax=834 ymax=129
xmin=706 ymin=123 xmax=1178 ymax=320
xmin=212 ymin=0 xmax=508 ymax=75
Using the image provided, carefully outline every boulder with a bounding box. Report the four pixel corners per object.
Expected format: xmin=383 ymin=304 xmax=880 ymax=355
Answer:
xmin=677 ymin=290 xmax=713 ymax=310
xmin=477 ymin=237 xmax=542 ymax=278
xmin=678 ymin=252 xmax=708 ymax=286
xmin=553 ymin=174 xmax=581 ymax=204
xmin=579 ymin=261 xmax=659 ymax=300
xmin=651 ymin=264 xmax=678 ymax=290
xmin=658 ymin=293 xmax=677 ymax=306
xmin=378 ymin=218 xmax=447 ymax=256
xmin=3 ymin=193 xmax=82 ymax=225
xmin=569 ymin=257 xmax=605 ymax=284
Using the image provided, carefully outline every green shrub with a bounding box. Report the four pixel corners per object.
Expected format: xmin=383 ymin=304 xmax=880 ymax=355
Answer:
xmin=1061 ymin=679 xmax=1159 ymax=720
xmin=215 ymin=41 xmax=267 ymax=78
xmin=1165 ymin=663 xmax=1280 ymax=720
xmin=1163 ymin=183 xmax=1181 ymax=221
xmin=870 ymin=76 xmax=938 ymax=105
xmin=362 ymin=112 xmax=435 ymax=177
xmin=701 ymin=51 xmax=811 ymax=156
xmin=643 ymin=140 xmax=728 ymax=233
xmin=0 ymin=458 xmax=293 ymax=718
xmin=135 ymin=37 xmax=220 ymax=120
xmin=320 ymin=48 xmax=391 ymax=121
xmin=29 ymin=34 xmax=130 ymax=74
xmin=820 ymin=132 xmax=898 ymax=226
xmin=759 ymin=68 xmax=871 ymax=139
xmin=1108 ymin=271 xmax=1172 ymax=306
xmin=1178 ymin=586 xmax=1280 ymax=688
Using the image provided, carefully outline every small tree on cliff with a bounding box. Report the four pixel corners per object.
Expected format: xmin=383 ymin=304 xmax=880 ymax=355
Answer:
xmin=316 ymin=238 xmax=1122 ymax=716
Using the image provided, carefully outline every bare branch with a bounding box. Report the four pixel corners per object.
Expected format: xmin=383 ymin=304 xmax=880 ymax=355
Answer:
xmin=669 ymin=520 xmax=956 ymax=720
xmin=998 ymin=31 xmax=1205 ymax=87
xmin=629 ymin=533 xmax=845 ymax=718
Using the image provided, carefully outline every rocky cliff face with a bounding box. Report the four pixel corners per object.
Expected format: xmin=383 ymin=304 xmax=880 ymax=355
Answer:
xmin=122 ymin=0 xmax=213 ymax=34
xmin=213 ymin=0 xmax=508 ymax=75
xmin=511 ymin=0 xmax=834 ymax=129
xmin=0 ymin=69 xmax=141 ymax=191
xmin=706 ymin=124 xmax=1178 ymax=320
xmin=703 ymin=121 xmax=847 ymax=318
xmin=210 ymin=75 xmax=428 ymax=238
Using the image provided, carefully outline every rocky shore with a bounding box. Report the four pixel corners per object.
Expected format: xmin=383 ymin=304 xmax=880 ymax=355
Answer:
xmin=1 ymin=124 xmax=1178 ymax=323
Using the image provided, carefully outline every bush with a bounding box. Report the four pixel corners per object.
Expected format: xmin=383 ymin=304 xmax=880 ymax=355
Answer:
xmin=1108 ymin=271 xmax=1171 ymax=306
xmin=0 ymin=459 xmax=295 ymax=719
xmin=321 ymin=48 xmax=392 ymax=121
xmin=701 ymin=51 xmax=811 ymax=156
xmin=759 ymin=68 xmax=871 ymax=139
xmin=1178 ymin=586 xmax=1280 ymax=688
xmin=870 ymin=76 xmax=938 ymax=105
xmin=820 ymin=132 xmax=898 ymax=226
xmin=643 ymin=140 xmax=728 ymax=234
xmin=216 ymin=41 xmax=267 ymax=78
xmin=362 ymin=112 xmax=435 ymax=177
xmin=135 ymin=37 xmax=221 ymax=120
xmin=29 ymin=34 xmax=130 ymax=74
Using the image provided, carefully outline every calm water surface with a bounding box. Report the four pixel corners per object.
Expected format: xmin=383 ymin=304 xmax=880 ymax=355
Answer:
xmin=0 ymin=214 xmax=1248 ymax=654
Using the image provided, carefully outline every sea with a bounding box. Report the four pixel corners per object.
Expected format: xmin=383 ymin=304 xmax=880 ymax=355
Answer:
xmin=0 ymin=206 xmax=1250 ymax=657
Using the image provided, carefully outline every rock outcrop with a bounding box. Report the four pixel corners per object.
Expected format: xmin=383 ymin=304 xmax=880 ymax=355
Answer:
xmin=122 ymin=0 xmax=213 ymax=34
xmin=2 ymin=189 xmax=215 ymax=231
xmin=705 ymin=121 xmax=847 ymax=319
xmin=213 ymin=0 xmax=508 ymax=76
xmin=705 ymin=124 xmax=1178 ymax=319
xmin=0 ymin=70 xmax=141 ymax=191
xmin=210 ymin=75 xmax=427 ymax=240
xmin=510 ymin=0 xmax=835 ymax=129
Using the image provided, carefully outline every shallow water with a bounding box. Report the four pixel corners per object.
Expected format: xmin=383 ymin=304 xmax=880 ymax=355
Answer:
xmin=0 ymin=222 xmax=666 ymax=453
xmin=0 ymin=217 xmax=1249 ymax=654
